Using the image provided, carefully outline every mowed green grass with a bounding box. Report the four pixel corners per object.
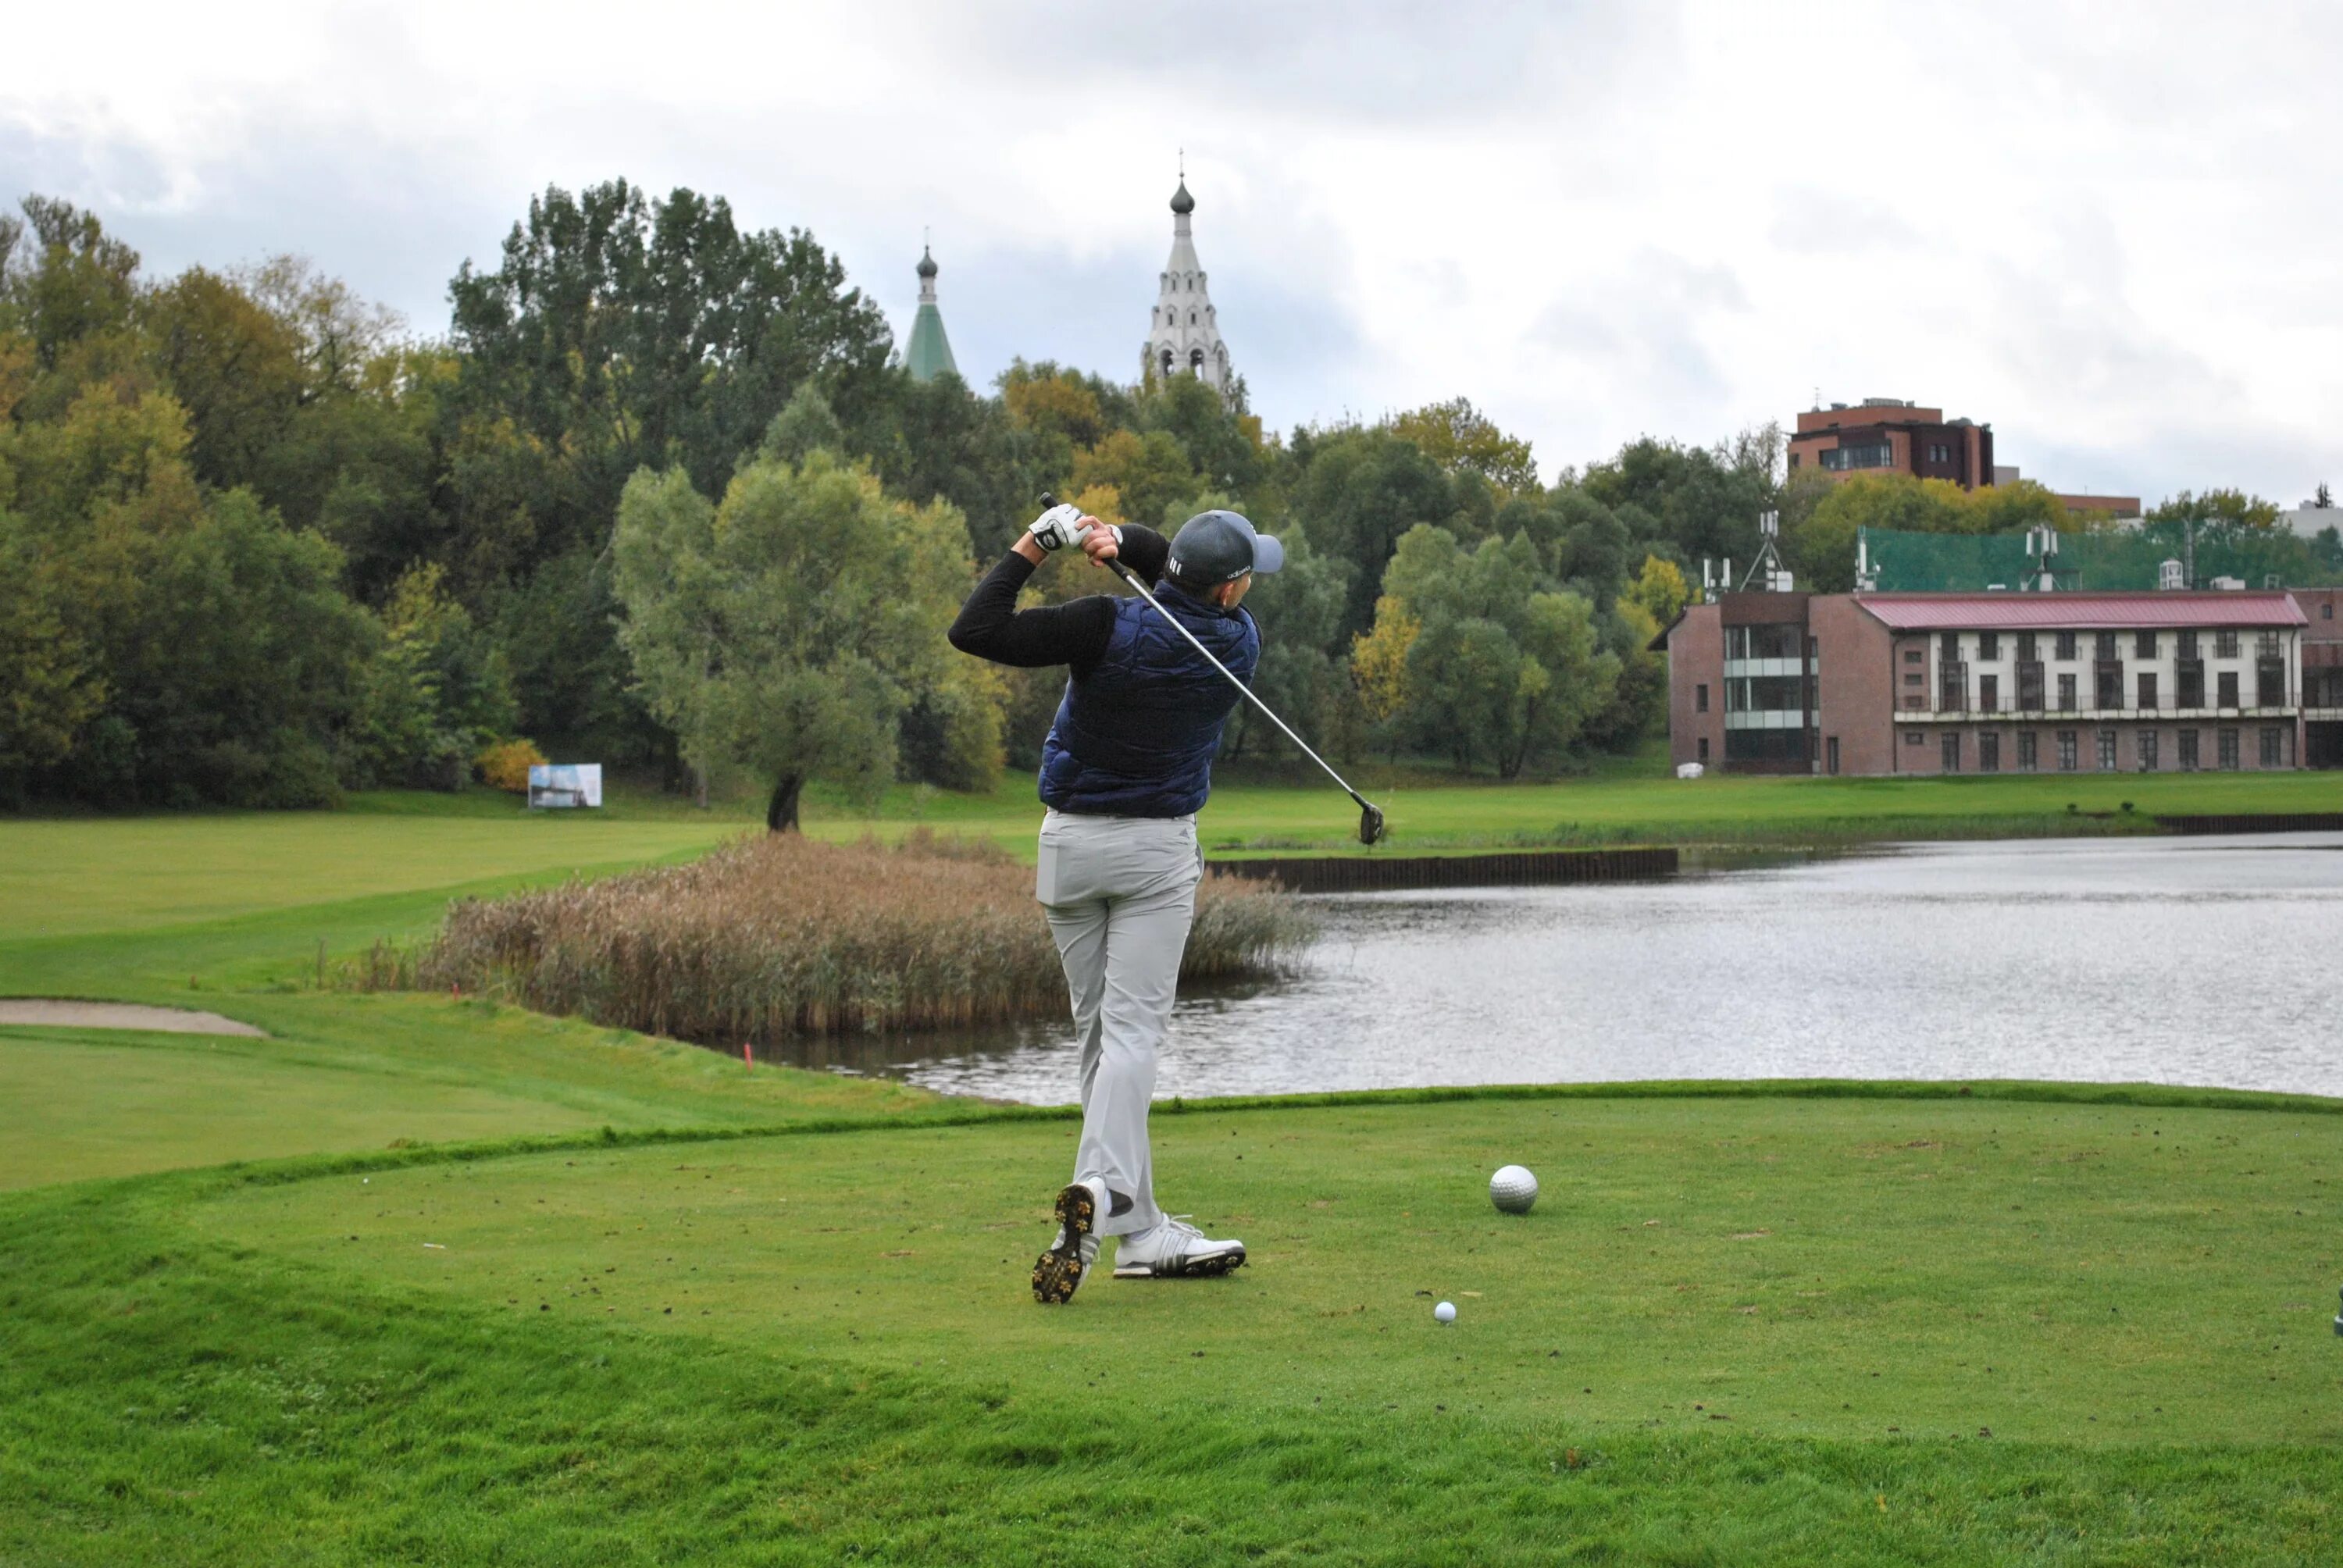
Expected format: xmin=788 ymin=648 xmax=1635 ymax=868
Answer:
xmin=6 ymin=1087 xmax=2341 ymax=1563
xmin=807 ymin=762 xmax=2342 ymax=857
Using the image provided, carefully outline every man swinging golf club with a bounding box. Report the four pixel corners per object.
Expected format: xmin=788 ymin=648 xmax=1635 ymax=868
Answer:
xmin=948 ymin=500 xmax=1277 ymax=1303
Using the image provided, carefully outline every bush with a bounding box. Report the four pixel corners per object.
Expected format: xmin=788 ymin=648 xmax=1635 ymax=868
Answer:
xmin=474 ymin=738 xmax=547 ymax=794
xmin=362 ymin=832 xmax=1314 ymax=1042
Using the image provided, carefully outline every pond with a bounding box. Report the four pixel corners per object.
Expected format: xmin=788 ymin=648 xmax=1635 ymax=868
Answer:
xmin=776 ymin=832 xmax=2343 ymax=1103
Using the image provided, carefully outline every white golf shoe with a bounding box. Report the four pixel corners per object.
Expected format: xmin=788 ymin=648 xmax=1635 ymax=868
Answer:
xmin=1031 ymin=1178 xmax=1108 ymax=1304
xmin=1112 ymin=1215 xmax=1246 ymax=1280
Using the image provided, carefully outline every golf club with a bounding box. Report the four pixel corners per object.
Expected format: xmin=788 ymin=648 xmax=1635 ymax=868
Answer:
xmin=1040 ymin=493 xmax=1387 ymax=845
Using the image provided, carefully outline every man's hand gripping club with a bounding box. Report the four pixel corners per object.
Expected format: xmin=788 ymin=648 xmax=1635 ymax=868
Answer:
xmin=1015 ymin=502 xmax=1124 ymax=567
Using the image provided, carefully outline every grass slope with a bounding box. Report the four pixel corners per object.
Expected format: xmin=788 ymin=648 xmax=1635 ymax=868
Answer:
xmin=5 ymin=1085 xmax=2340 ymax=1563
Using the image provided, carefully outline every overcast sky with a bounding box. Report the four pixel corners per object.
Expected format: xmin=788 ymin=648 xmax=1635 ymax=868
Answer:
xmin=7 ymin=1 xmax=2340 ymax=507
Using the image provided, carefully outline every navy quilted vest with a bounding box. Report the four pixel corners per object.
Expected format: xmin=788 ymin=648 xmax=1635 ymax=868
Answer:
xmin=1038 ymin=586 xmax=1260 ymax=817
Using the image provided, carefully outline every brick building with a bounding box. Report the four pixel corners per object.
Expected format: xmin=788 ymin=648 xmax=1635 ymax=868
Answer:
xmin=1788 ymin=398 xmax=1993 ymax=489
xmin=1658 ymin=590 xmax=2329 ymax=775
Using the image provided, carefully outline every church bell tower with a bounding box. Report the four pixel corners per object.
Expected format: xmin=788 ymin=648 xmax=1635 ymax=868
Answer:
xmin=1140 ymin=167 xmax=1232 ymax=396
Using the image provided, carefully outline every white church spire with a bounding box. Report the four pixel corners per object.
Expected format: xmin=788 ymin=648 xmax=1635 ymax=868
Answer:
xmin=1141 ymin=160 xmax=1232 ymax=396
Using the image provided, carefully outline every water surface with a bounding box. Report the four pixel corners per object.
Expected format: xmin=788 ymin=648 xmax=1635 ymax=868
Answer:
xmin=782 ymin=833 xmax=2343 ymax=1103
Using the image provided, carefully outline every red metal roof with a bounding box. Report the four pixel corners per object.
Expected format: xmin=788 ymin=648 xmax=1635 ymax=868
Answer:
xmin=1855 ymin=592 xmax=2308 ymax=631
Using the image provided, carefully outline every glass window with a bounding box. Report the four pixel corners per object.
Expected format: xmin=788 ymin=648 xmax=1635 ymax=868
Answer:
xmin=2097 ymin=729 xmax=2117 ymax=770
xmin=1904 ymin=648 xmax=1923 ymax=664
xmin=2178 ymin=729 xmax=2199 ymax=770
xmin=1905 ymin=730 xmax=1924 ymax=746
xmin=2216 ymin=630 xmax=2240 ymax=657
xmin=2179 ymin=630 xmax=2200 ymax=660
xmin=1696 ymin=683 xmax=1708 ymax=713
xmin=1942 ymin=732 xmax=1962 ymax=773
xmin=2095 ymin=632 xmax=2118 ymax=660
xmin=1697 ymin=737 xmax=1709 ymax=763
xmin=1905 ymin=672 xmax=1924 ymax=686
xmin=1979 ymin=674 xmax=1999 ymax=712
xmin=2138 ymin=731 xmax=2158 ymax=770
xmin=2017 ymin=732 xmax=2038 ymax=771
xmin=2056 ymin=633 xmax=2077 ymax=660
xmin=2058 ymin=673 xmax=2077 ymax=711
xmin=1979 ymin=633 xmax=2001 ymax=660
xmin=2017 ymin=633 xmax=2038 ymax=660
xmin=2134 ymin=631 xmax=2157 ymax=658
xmin=2218 ymin=728 xmax=2240 ymax=769
xmin=2260 ymin=727 xmax=2284 ymax=767
xmin=2217 ymin=671 xmax=2239 ymax=707
xmin=2257 ymin=660 xmax=2286 ymax=707
xmin=2138 ymin=672 xmax=2158 ymax=710
xmin=1980 ymin=732 xmax=2000 ymax=772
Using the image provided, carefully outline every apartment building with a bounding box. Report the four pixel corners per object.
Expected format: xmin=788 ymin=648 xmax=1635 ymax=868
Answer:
xmin=1660 ymin=590 xmax=2323 ymax=775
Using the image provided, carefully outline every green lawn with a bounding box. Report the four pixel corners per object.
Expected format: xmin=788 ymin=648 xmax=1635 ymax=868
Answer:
xmin=4 ymin=804 xmax=2342 ymax=1561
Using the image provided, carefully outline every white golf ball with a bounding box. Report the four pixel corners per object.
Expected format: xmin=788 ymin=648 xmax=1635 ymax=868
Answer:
xmin=1490 ymin=1164 xmax=1539 ymax=1214
xmin=1434 ymin=1301 xmax=1457 ymax=1324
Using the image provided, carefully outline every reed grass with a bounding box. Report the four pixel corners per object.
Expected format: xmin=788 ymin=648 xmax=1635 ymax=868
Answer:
xmin=347 ymin=830 xmax=1314 ymax=1042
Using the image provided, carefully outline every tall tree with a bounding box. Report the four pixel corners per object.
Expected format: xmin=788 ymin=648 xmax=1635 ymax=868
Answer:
xmin=611 ymin=453 xmax=975 ymax=831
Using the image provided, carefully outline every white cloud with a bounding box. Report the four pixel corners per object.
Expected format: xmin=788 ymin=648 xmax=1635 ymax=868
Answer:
xmin=3 ymin=0 xmax=2341 ymax=504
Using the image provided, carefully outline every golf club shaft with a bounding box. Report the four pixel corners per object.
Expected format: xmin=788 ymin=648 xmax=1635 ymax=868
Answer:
xmin=1100 ymin=555 xmax=1378 ymax=815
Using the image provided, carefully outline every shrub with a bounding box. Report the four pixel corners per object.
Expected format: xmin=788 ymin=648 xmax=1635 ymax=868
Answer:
xmin=475 ymin=738 xmax=547 ymax=794
xmin=366 ymin=833 xmax=1315 ymax=1042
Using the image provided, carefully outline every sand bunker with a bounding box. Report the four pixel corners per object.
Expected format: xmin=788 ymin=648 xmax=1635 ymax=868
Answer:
xmin=0 ymin=1000 xmax=267 ymax=1038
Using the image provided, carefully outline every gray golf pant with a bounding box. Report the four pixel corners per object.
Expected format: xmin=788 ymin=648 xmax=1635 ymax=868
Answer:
xmin=1035 ymin=809 xmax=1202 ymax=1238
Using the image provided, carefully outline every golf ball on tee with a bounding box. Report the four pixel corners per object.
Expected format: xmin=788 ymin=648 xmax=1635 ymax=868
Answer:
xmin=1435 ymin=1301 xmax=1457 ymax=1324
xmin=1490 ymin=1164 xmax=1539 ymax=1213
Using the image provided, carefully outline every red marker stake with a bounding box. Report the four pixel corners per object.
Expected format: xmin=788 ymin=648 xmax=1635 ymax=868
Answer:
xmin=743 ymin=1041 xmax=754 ymax=1072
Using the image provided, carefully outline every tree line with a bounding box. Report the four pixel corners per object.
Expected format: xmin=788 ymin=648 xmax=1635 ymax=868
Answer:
xmin=9 ymin=180 xmax=2322 ymax=815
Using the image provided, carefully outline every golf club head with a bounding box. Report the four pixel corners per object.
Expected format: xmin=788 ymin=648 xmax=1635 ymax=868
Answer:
xmin=1359 ymin=802 xmax=1386 ymax=846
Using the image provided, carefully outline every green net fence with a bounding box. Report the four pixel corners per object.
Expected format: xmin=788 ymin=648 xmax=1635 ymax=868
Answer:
xmin=1860 ymin=523 xmax=2343 ymax=593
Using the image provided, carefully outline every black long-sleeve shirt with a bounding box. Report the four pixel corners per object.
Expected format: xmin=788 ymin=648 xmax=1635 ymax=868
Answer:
xmin=947 ymin=525 xmax=1172 ymax=679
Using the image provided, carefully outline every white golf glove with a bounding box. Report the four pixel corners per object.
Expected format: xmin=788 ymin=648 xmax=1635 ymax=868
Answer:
xmin=1027 ymin=503 xmax=1093 ymax=553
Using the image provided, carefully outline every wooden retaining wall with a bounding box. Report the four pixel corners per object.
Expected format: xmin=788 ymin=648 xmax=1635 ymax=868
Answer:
xmin=1213 ymin=846 xmax=1678 ymax=894
xmin=2154 ymin=812 xmax=2343 ymax=836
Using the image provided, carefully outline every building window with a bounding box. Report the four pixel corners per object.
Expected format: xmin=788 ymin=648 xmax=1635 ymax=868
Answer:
xmin=1788 ymin=451 xmax=1800 ymax=470
xmin=2095 ymin=665 xmax=2124 ymax=709
xmin=1940 ymin=632 xmax=1960 ymax=661
xmin=2138 ymin=671 xmax=2158 ymax=711
xmin=2134 ymin=631 xmax=2157 ymax=659
xmin=2260 ymin=727 xmax=2284 ymax=767
xmin=1904 ymin=648 xmax=1923 ymax=664
xmin=1978 ymin=633 xmax=2000 ymax=660
xmin=1905 ymin=730 xmax=1924 ymax=747
xmin=2017 ymin=660 xmax=2045 ymax=710
xmin=1821 ymin=441 xmax=1893 ymax=472
xmin=1979 ymin=674 xmax=1999 ymax=712
xmin=2017 ymin=732 xmax=2038 ymax=771
xmin=2179 ymin=630 xmax=2200 ymax=660
xmin=1905 ymin=672 xmax=1924 ymax=686
xmin=2017 ymin=633 xmax=2038 ymax=661
xmin=2096 ymin=729 xmax=2117 ymax=770
xmin=2326 ymin=603 xmax=2334 ymax=620
xmin=1942 ymin=732 xmax=1962 ymax=773
xmin=2138 ymin=731 xmax=2158 ymax=771
xmin=2094 ymin=632 xmax=2117 ymax=660
xmin=2257 ymin=631 xmax=2281 ymax=658
xmin=2217 ymin=671 xmax=2239 ymax=708
xmin=2057 ymin=731 xmax=2078 ymax=771
xmin=1827 ymin=736 xmax=1839 ymax=775
xmin=1696 ymin=683 xmax=1709 ymax=713
xmin=1979 ymin=732 xmax=2000 ymax=772
xmin=2178 ymin=729 xmax=2199 ymax=770
xmin=2058 ymin=672 xmax=2077 ymax=711
xmin=2215 ymin=630 xmax=2240 ymax=657
xmin=2257 ymin=659 xmax=2286 ymax=707
xmin=2218 ymin=728 xmax=2240 ymax=769
xmin=2177 ymin=663 xmax=2205 ymax=708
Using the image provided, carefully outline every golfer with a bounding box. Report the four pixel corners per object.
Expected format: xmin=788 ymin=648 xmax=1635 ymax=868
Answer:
xmin=949 ymin=501 xmax=1280 ymax=1303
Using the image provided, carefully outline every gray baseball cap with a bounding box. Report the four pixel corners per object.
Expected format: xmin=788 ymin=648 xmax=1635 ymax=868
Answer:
xmin=1167 ymin=509 xmax=1282 ymax=584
